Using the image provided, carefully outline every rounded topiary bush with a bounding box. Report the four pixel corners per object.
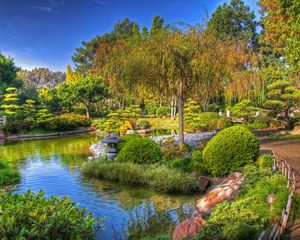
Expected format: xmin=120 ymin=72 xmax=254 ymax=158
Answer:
xmin=116 ymin=137 xmax=162 ymax=164
xmin=203 ymin=125 xmax=259 ymax=176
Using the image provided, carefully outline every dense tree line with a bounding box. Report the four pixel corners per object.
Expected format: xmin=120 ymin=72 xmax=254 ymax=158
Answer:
xmin=1 ymin=0 xmax=300 ymax=146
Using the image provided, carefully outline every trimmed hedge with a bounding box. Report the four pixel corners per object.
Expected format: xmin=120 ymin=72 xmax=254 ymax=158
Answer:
xmin=116 ymin=137 xmax=162 ymax=164
xmin=203 ymin=126 xmax=259 ymax=176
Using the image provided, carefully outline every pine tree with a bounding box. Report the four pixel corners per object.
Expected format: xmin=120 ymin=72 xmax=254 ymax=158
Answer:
xmin=0 ymin=87 xmax=20 ymax=116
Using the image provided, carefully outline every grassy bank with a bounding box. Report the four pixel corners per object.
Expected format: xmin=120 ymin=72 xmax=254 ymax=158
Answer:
xmin=0 ymin=160 xmax=20 ymax=187
xmin=81 ymin=159 xmax=198 ymax=193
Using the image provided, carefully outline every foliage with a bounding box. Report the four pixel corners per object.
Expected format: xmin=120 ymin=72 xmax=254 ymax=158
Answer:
xmin=169 ymin=149 xmax=206 ymax=175
xmin=0 ymin=87 xmax=20 ymax=116
xmin=94 ymin=106 xmax=142 ymax=133
xmin=203 ymin=126 xmax=260 ymax=176
xmin=207 ymin=173 xmax=288 ymax=237
xmin=136 ymin=119 xmax=151 ymax=129
xmin=82 ymin=160 xmax=198 ymax=193
xmin=257 ymin=154 xmax=273 ymax=169
xmin=0 ymin=53 xmax=20 ymax=97
xmin=207 ymin=0 xmax=257 ymax=45
xmin=49 ymin=113 xmax=91 ymax=131
xmin=116 ymin=137 xmax=162 ymax=164
xmin=212 ymin=117 xmax=234 ymax=129
xmin=22 ymin=99 xmax=36 ymax=120
xmin=144 ymin=104 xmax=158 ymax=116
xmin=186 ymin=112 xmax=220 ymax=132
xmin=34 ymin=108 xmax=54 ymax=129
xmin=156 ymin=106 xmax=171 ymax=118
xmin=264 ymin=80 xmax=300 ymax=127
xmin=2 ymin=120 xmax=32 ymax=135
xmin=0 ymin=190 xmax=103 ymax=239
xmin=0 ymin=160 xmax=20 ymax=187
xmin=231 ymin=100 xmax=259 ymax=122
xmin=195 ymin=223 xmax=224 ymax=240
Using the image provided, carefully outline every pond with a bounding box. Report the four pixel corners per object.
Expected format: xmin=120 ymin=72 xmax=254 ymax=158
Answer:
xmin=0 ymin=134 xmax=196 ymax=240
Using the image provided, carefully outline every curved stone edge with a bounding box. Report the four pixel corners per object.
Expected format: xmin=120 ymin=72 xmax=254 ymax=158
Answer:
xmin=2 ymin=127 xmax=96 ymax=140
xmin=172 ymin=172 xmax=245 ymax=240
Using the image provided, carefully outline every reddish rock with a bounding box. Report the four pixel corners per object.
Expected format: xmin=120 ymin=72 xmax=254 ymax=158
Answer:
xmin=172 ymin=213 xmax=206 ymax=240
xmin=197 ymin=176 xmax=210 ymax=192
xmin=196 ymin=172 xmax=244 ymax=215
xmin=172 ymin=172 xmax=244 ymax=240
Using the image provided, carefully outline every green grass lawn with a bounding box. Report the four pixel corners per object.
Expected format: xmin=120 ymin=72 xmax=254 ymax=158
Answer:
xmin=140 ymin=118 xmax=178 ymax=130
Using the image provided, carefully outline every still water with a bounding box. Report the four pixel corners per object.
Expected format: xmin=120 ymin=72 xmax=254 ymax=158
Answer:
xmin=0 ymin=134 xmax=196 ymax=240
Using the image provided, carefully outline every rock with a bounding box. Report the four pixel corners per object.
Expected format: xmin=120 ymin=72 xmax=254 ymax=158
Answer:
xmin=172 ymin=172 xmax=244 ymax=240
xmin=89 ymin=142 xmax=106 ymax=158
xmin=172 ymin=212 xmax=206 ymax=240
xmin=196 ymin=172 xmax=245 ymax=215
xmin=126 ymin=129 xmax=137 ymax=134
xmin=150 ymin=132 xmax=214 ymax=149
xmin=197 ymin=176 xmax=210 ymax=192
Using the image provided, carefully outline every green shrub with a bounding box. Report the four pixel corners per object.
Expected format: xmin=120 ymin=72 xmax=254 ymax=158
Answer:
xmin=246 ymin=122 xmax=268 ymax=130
xmin=137 ymin=119 xmax=151 ymax=129
xmin=82 ymin=160 xmax=198 ymax=193
xmin=49 ymin=113 xmax=91 ymax=131
xmin=257 ymin=154 xmax=273 ymax=169
xmin=2 ymin=120 xmax=33 ymax=135
xmin=144 ymin=165 xmax=197 ymax=193
xmin=203 ymin=126 xmax=260 ymax=176
xmin=223 ymin=222 xmax=258 ymax=240
xmin=116 ymin=137 xmax=162 ymax=164
xmin=145 ymin=105 xmax=159 ymax=116
xmin=156 ymin=106 xmax=171 ymax=117
xmin=0 ymin=160 xmax=20 ymax=187
xmin=118 ymin=134 xmax=142 ymax=150
xmin=213 ymin=117 xmax=233 ymax=129
xmin=0 ymin=190 xmax=103 ymax=239
xmin=208 ymin=174 xmax=288 ymax=231
xmin=188 ymin=112 xmax=220 ymax=132
xmin=195 ymin=223 xmax=224 ymax=240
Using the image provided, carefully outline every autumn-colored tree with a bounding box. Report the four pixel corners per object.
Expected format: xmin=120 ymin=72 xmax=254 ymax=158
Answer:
xmin=66 ymin=64 xmax=80 ymax=82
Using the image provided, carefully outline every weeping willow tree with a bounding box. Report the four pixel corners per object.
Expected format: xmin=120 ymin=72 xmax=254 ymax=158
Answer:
xmin=96 ymin=25 xmax=260 ymax=148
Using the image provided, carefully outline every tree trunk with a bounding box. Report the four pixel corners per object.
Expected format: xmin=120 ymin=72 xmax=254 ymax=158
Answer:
xmin=85 ymin=104 xmax=90 ymax=119
xmin=178 ymin=80 xmax=185 ymax=149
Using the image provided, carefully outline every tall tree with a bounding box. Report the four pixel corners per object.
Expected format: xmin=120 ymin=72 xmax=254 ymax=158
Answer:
xmin=102 ymin=26 xmax=256 ymax=147
xmin=259 ymin=0 xmax=300 ymax=76
xmin=0 ymin=53 xmax=20 ymax=97
xmin=207 ymin=0 xmax=257 ymax=46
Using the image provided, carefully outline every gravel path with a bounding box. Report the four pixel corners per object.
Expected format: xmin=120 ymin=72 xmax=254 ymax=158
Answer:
xmin=260 ymin=138 xmax=300 ymax=240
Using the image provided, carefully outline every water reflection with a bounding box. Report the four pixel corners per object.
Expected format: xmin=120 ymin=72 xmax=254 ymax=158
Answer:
xmin=0 ymin=134 xmax=196 ymax=239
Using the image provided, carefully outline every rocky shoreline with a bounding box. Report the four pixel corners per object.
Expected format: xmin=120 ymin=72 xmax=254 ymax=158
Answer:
xmin=89 ymin=132 xmax=215 ymax=158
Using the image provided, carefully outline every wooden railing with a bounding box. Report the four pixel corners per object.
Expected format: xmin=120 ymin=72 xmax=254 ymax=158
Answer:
xmin=258 ymin=151 xmax=297 ymax=240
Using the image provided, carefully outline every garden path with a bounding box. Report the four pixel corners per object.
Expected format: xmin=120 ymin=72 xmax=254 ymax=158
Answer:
xmin=260 ymin=138 xmax=300 ymax=240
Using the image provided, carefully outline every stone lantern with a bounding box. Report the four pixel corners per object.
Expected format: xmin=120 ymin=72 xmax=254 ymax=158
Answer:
xmin=101 ymin=136 xmax=124 ymax=161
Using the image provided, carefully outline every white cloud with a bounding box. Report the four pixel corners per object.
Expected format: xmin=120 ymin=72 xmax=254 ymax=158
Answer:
xmin=31 ymin=6 xmax=54 ymax=13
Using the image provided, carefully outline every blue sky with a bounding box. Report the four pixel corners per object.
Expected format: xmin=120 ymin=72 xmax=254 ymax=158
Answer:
xmin=0 ymin=0 xmax=259 ymax=72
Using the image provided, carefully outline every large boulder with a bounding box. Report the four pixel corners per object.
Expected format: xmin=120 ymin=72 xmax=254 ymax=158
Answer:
xmin=173 ymin=172 xmax=244 ymax=240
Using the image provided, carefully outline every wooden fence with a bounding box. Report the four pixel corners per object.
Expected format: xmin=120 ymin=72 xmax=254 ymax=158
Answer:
xmin=258 ymin=151 xmax=297 ymax=240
